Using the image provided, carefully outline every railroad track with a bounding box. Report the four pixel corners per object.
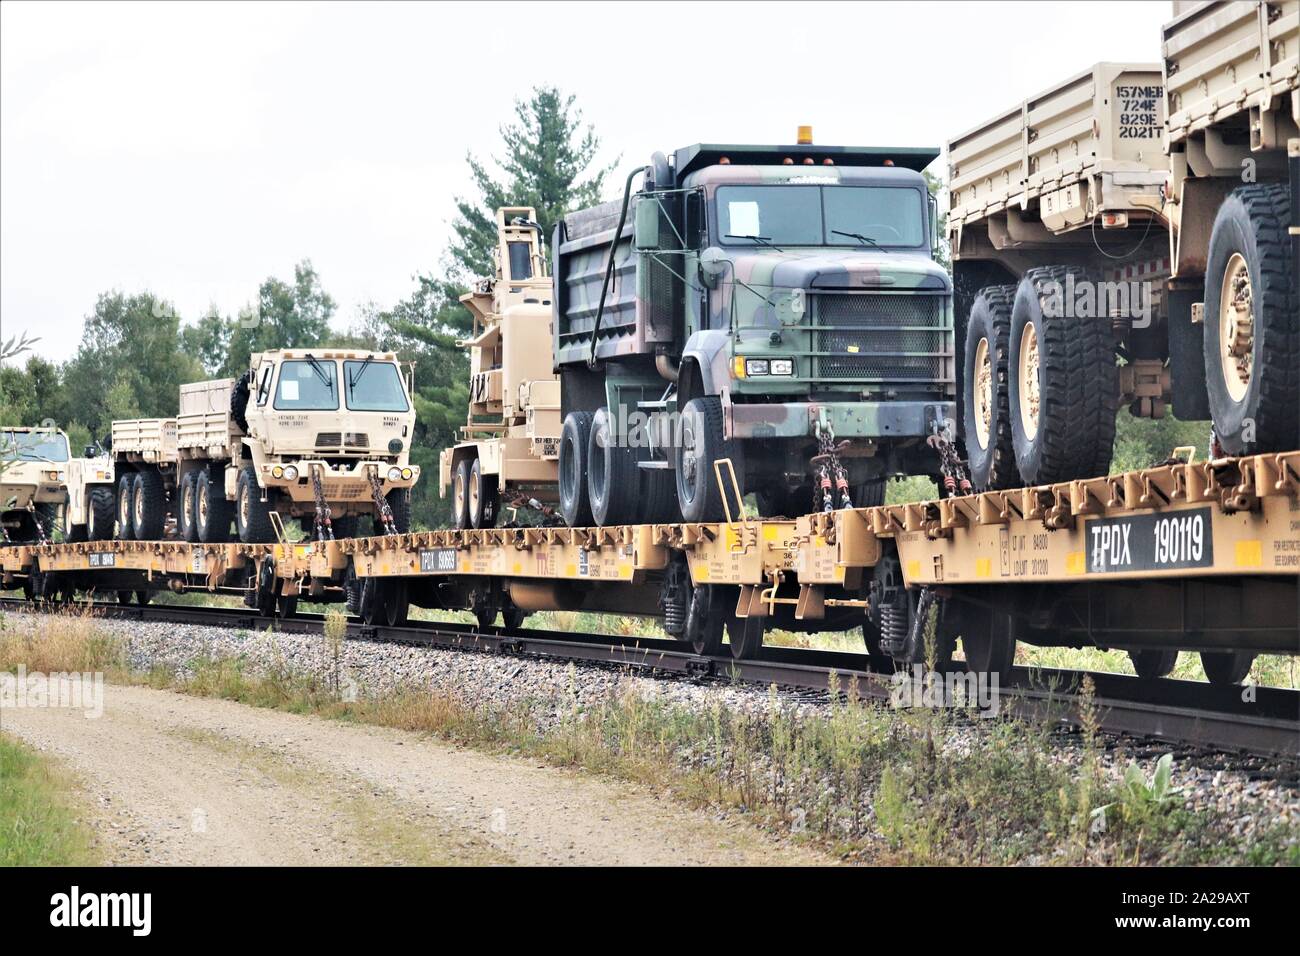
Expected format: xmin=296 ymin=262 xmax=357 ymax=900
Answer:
xmin=2 ymin=596 xmax=1297 ymax=759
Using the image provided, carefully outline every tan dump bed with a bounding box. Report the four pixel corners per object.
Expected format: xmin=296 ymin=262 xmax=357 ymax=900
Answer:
xmin=1162 ymin=0 xmax=1299 ymax=148
xmin=176 ymin=378 xmax=240 ymax=459
xmin=947 ymin=62 xmax=1169 ymax=235
xmin=110 ymin=418 xmax=177 ymax=462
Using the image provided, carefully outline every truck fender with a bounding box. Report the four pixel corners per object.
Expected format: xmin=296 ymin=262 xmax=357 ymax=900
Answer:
xmin=680 ymin=330 xmax=732 ymax=402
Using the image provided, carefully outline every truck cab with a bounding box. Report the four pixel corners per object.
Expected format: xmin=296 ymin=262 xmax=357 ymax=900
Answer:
xmin=0 ymin=426 xmax=70 ymax=543
xmin=552 ymin=135 xmax=954 ymax=524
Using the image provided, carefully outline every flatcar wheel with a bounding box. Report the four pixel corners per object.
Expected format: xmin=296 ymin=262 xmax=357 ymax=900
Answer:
xmin=501 ymin=605 xmax=526 ymax=631
xmin=117 ymin=590 xmax=134 ymax=605
xmin=383 ymin=579 xmax=409 ymax=628
xmin=135 ymin=590 xmax=150 ymax=607
xmin=726 ymin=611 xmax=764 ymax=661
xmin=1200 ymin=650 xmax=1255 ymax=686
xmin=254 ymin=560 xmax=278 ymax=618
xmin=1129 ymin=648 xmax=1178 ymax=680
xmin=276 ymin=592 xmax=298 ymax=619
xmin=684 ymin=585 xmax=724 ymax=656
xmin=957 ymin=604 xmax=1018 ymax=679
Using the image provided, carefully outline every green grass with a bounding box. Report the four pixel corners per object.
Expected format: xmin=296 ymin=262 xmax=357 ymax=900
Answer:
xmin=0 ymin=734 xmax=97 ymax=866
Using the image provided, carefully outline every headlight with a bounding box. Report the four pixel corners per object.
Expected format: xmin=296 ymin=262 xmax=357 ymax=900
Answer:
xmin=401 ymin=468 xmax=413 ymax=480
xmin=744 ymin=359 xmax=770 ymax=376
xmin=283 ymin=465 xmax=298 ymax=481
xmin=271 ymin=466 xmax=284 ymax=479
xmin=388 ymin=466 xmax=402 ymax=481
xmin=770 ymin=359 xmax=795 ymax=376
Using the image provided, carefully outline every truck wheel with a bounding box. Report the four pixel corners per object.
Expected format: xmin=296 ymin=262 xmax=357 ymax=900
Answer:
xmin=116 ymin=474 xmax=134 ymax=540
xmin=63 ymin=503 xmax=87 ymax=543
xmin=451 ymin=458 xmax=473 ymax=530
xmin=962 ymin=285 xmax=1019 ymax=490
xmin=674 ymin=396 xmax=736 ymax=524
xmin=1129 ymin=648 xmax=1178 ymax=680
xmin=1203 ymin=183 xmax=1298 ymax=454
xmin=196 ymin=470 xmax=231 ymax=543
xmin=87 ymin=488 xmax=115 ymax=541
xmin=230 ymin=372 xmax=252 ymax=434
xmin=1008 ymin=266 xmax=1118 ymax=484
xmin=468 ymin=457 xmax=498 ymax=529
xmin=756 ymin=484 xmax=812 ymax=518
xmin=1200 ymin=650 xmax=1255 ymax=686
xmin=332 ymin=515 xmax=360 ymax=539
xmin=642 ymin=467 xmax=680 ymax=524
xmin=587 ymin=406 xmax=639 ymax=526
xmin=132 ymin=470 xmax=166 ymax=540
xmin=179 ymin=472 xmax=199 ymax=542
xmin=853 ymin=479 xmax=886 ymax=509
xmin=558 ymin=411 xmax=595 ymax=527
xmin=235 ymin=465 xmax=275 ymax=543
xmin=384 ymin=489 xmax=411 ymax=534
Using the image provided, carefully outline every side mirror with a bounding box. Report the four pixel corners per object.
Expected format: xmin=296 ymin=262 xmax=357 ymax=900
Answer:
xmin=634 ymin=197 xmax=662 ymax=251
xmin=928 ymin=192 xmax=940 ymax=256
xmin=698 ymin=246 xmax=728 ymax=289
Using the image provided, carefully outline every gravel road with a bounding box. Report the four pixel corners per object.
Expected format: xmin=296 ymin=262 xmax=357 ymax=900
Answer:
xmin=1 ymin=679 xmax=831 ymax=866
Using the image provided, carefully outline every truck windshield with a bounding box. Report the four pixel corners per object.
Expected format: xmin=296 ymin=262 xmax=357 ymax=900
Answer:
xmin=274 ymin=360 xmax=339 ymax=410
xmin=2 ymin=430 xmax=69 ymax=462
xmin=343 ymin=361 xmax=409 ymax=412
xmin=717 ymin=185 xmax=924 ymax=248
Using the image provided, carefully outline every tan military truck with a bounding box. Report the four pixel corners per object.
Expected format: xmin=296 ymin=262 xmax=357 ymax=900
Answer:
xmin=948 ymin=1 xmax=1296 ymax=489
xmin=61 ymin=445 xmax=116 ymax=542
xmin=439 ymin=207 xmax=562 ymax=528
xmin=110 ymin=349 xmax=421 ymax=543
xmin=0 ymin=426 xmax=69 ymax=543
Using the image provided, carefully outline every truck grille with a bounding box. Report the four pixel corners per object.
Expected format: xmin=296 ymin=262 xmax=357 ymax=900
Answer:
xmin=814 ymin=294 xmax=948 ymax=382
xmin=314 ymin=432 xmax=369 ymax=450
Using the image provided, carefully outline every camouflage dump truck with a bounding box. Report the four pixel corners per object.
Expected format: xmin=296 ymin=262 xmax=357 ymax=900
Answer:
xmin=948 ymin=1 xmax=1297 ymax=491
xmin=439 ymin=207 xmax=562 ymax=529
xmin=0 ymin=426 xmax=70 ymax=544
xmin=61 ymin=445 xmax=116 ymax=542
xmin=553 ymin=131 xmax=954 ymax=525
xmin=110 ymin=349 xmax=420 ymax=543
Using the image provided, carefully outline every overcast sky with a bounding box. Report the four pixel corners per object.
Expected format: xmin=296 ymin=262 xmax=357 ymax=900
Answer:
xmin=1 ymin=0 xmax=1173 ymax=365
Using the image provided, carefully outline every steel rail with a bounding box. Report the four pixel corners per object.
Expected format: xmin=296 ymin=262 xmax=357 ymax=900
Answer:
xmin=2 ymin=597 xmax=1296 ymax=757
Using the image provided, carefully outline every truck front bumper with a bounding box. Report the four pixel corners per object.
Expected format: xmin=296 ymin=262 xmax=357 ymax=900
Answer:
xmin=725 ymin=400 xmax=953 ymax=441
xmin=258 ymin=460 xmax=420 ymax=505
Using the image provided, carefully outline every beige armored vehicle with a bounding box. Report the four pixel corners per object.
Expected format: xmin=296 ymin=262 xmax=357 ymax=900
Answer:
xmin=439 ymin=207 xmax=562 ymax=528
xmin=62 ymin=445 xmax=116 ymax=541
xmin=947 ymin=0 xmax=1296 ymax=490
xmin=110 ymin=349 xmax=420 ymax=543
xmin=0 ymin=426 xmax=69 ymax=543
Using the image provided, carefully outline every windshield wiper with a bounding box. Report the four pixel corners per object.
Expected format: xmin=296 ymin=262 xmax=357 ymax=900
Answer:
xmin=831 ymin=230 xmax=889 ymax=251
xmin=725 ymin=233 xmax=785 ymax=252
xmin=303 ymin=354 xmax=334 ymax=389
xmin=348 ymin=356 xmax=375 ymax=393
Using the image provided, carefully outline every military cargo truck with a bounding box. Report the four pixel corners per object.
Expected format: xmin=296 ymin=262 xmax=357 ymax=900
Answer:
xmin=439 ymin=207 xmax=562 ymax=529
xmin=947 ymin=1 xmax=1297 ymax=490
xmin=62 ymin=445 xmax=116 ymax=542
xmin=0 ymin=426 xmax=69 ymax=543
xmin=553 ymin=132 xmax=954 ymax=526
xmin=109 ymin=349 xmax=421 ymax=543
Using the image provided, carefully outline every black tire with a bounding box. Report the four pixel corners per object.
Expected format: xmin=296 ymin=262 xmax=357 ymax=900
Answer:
xmin=196 ymin=469 xmax=232 ymax=543
xmin=468 ymin=457 xmax=498 ymax=529
xmin=132 ymin=470 xmax=166 ymax=540
xmin=674 ymin=396 xmax=737 ymax=524
xmin=962 ymin=285 xmax=1019 ymax=490
xmin=235 ymin=465 xmax=275 ymax=543
xmin=853 ymin=479 xmax=886 ymax=510
xmin=87 ymin=487 xmax=115 ymax=541
xmin=1202 ymin=183 xmax=1299 ymax=454
xmin=642 ymin=468 xmax=680 ymax=524
xmin=384 ymin=489 xmax=411 ymax=534
xmin=34 ymin=503 xmax=58 ymax=541
xmin=756 ymin=484 xmax=813 ymax=519
xmin=1129 ymin=648 xmax=1178 ymax=680
xmin=587 ymin=406 xmax=640 ymax=526
xmin=332 ymin=515 xmax=360 ymax=539
xmin=179 ymin=472 xmax=199 ymax=542
xmin=116 ymin=474 xmax=134 ymax=540
xmin=558 ymin=411 xmax=595 ymax=528
xmin=230 ymin=371 xmax=252 ymax=434
xmin=1200 ymin=650 xmax=1255 ymax=686
xmin=451 ymin=458 xmax=473 ymax=530
xmin=63 ymin=502 xmax=87 ymax=543
xmin=1008 ymin=266 xmax=1118 ymax=484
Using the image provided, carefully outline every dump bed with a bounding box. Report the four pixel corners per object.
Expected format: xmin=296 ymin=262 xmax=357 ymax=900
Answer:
xmin=947 ymin=62 xmax=1169 ymax=235
xmin=1162 ymin=0 xmax=1299 ymax=147
xmin=110 ymin=418 xmax=177 ymax=463
xmin=176 ymin=378 xmax=240 ymax=460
